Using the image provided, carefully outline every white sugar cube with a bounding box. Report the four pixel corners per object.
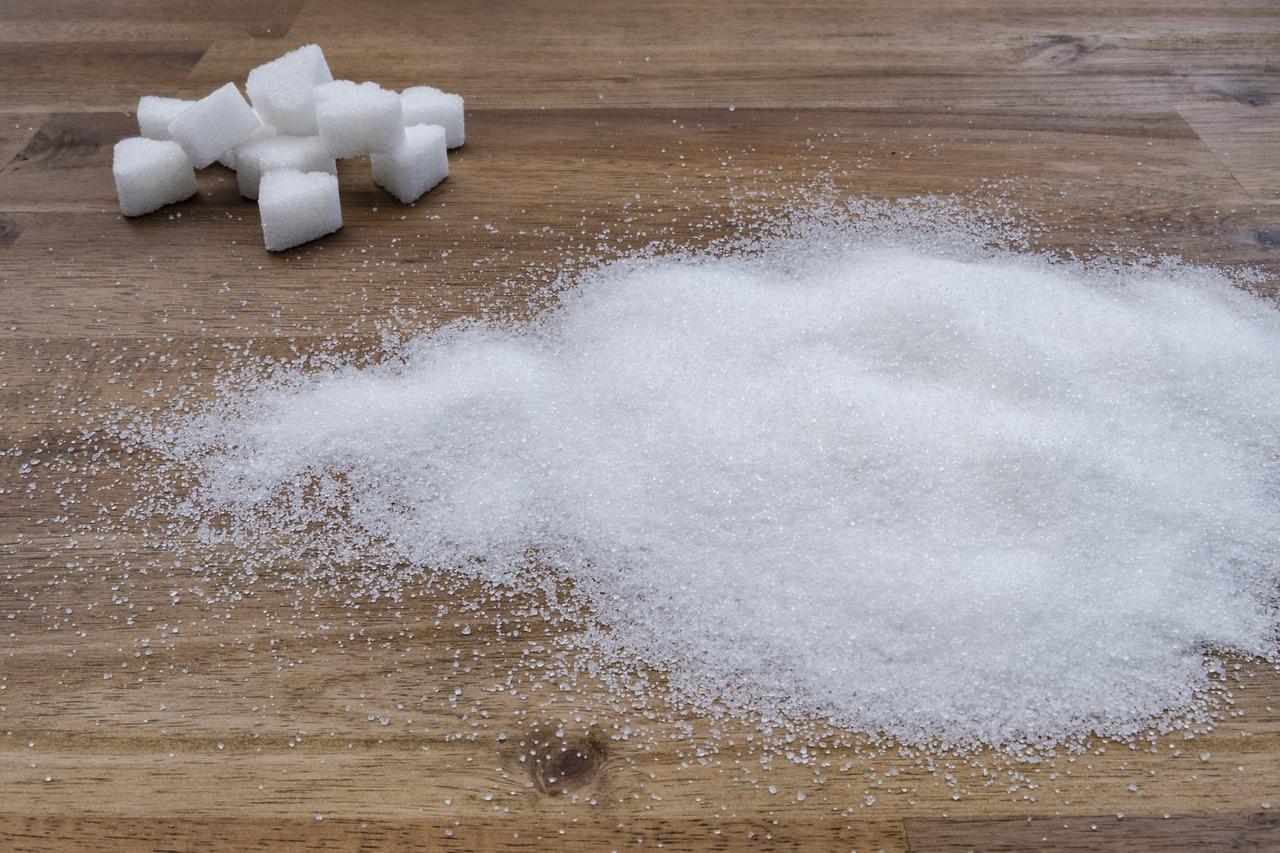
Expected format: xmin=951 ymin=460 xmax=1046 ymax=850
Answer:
xmin=246 ymin=44 xmax=334 ymax=135
xmin=168 ymin=83 xmax=263 ymax=168
xmin=235 ymin=135 xmax=336 ymax=200
xmin=137 ymin=96 xmax=195 ymax=141
xmin=217 ymin=117 xmax=278 ymax=170
xmin=371 ymin=123 xmax=448 ymax=203
xmin=315 ymin=81 xmax=403 ymax=158
xmin=258 ymin=169 xmax=342 ymax=251
xmin=112 ymin=137 xmax=198 ymax=217
xmin=400 ymin=86 xmax=464 ymax=148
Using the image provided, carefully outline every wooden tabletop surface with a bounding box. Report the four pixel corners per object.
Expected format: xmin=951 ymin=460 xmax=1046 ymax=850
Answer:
xmin=3 ymin=1 xmax=1280 ymax=850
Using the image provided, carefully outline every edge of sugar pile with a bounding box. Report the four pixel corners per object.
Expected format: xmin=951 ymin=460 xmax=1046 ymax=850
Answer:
xmin=124 ymin=195 xmax=1280 ymax=757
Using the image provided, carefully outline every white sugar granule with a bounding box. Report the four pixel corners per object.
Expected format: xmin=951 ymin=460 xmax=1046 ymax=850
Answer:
xmin=146 ymin=211 xmax=1280 ymax=750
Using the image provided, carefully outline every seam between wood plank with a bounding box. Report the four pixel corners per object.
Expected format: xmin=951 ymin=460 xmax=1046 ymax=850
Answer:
xmin=1172 ymin=108 xmax=1261 ymax=202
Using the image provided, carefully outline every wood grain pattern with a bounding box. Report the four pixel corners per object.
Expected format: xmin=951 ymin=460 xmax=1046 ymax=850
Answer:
xmin=2 ymin=1 xmax=1279 ymax=850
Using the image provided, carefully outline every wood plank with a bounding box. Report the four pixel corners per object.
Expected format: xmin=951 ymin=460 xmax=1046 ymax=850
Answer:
xmin=0 ymin=107 xmax=1264 ymax=225
xmin=180 ymin=1 xmax=1280 ymax=111
xmin=3 ymin=108 xmax=1278 ymax=349
xmin=0 ymin=43 xmax=207 ymax=113
xmin=0 ymin=814 xmax=912 ymax=852
xmin=284 ymin=0 xmax=1279 ymax=75
xmin=0 ymin=0 xmax=303 ymax=42
xmin=190 ymin=49 xmax=1235 ymax=113
xmin=905 ymin=811 xmax=1280 ymax=851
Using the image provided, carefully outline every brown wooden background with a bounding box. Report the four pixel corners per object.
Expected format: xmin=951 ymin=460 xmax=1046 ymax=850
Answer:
xmin=2 ymin=1 xmax=1279 ymax=850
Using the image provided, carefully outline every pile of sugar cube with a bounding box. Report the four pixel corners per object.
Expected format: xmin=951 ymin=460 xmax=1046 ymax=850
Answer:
xmin=113 ymin=44 xmax=463 ymax=251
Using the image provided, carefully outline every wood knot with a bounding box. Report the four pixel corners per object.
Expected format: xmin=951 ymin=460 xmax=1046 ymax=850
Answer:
xmin=0 ymin=215 xmax=22 ymax=249
xmin=1254 ymin=228 xmax=1280 ymax=248
xmin=1024 ymin=35 xmax=1099 ymax=70
xmin=13 ymin=116 xmax=110 ymax=169
xmin=514 ymin=726 xmax=607 ymax=795
xmin=1191 ymin=76 xmax=1271 ymax=107
xmin=1221 ymin=83 xmax=1270 ymax=107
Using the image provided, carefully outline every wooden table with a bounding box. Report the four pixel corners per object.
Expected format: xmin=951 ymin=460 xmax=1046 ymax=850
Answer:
xmin=2 ymin=1 xmax=1279 ymax=849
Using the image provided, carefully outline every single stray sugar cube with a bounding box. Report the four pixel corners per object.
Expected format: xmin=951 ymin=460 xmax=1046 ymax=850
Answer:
xmin=137 ymin=96 xmax=195 ymax=141
xmin=315 ymin=81 xmax=403 ymax=158
xmin=168 ymin=83 xmax=263 ymax=168
xmin=400 ymin=86 xmax=464 ymax=148
xmin=235 ymin=135 xmax=336 ymax=200
xmin=258 ymin=169 xmax=342 ymax=251
xmin=113 ymin=137 xmax=198 ymax=217
xmin=246 ymin=44 xmax=334 ymax=135
xmin=371 ymin=123 xmax=448 ymax=203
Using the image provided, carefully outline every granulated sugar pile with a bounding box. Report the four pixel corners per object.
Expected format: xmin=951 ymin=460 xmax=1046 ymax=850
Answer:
xmin=141 ymin=208 xmax=1280 ymax=750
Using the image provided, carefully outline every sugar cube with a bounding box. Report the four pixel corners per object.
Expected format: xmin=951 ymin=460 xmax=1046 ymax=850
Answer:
xmin=315 ymin=81 xmax=403 ymax=158
xmin=400 ymin=86 xmax=464 ymax=148
xmin=246 ymin=44 xmax=334 ymax=135
xmin=137 ymin=96 xmax=195 ymax=141
xmin=371 ymin=123 xmax=448 ymax=203
xmin=217 ymin=117 xmax=278 ymax=170
xmin=234 ymin=135 xmax=336 ymax=200
xmin=112 ymin=137 xmax=198 ymax=217
xmin=258 ymin=169 xmax=342 ymax=251
xmin=168 ymin=83 xmax=263 ymax=168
